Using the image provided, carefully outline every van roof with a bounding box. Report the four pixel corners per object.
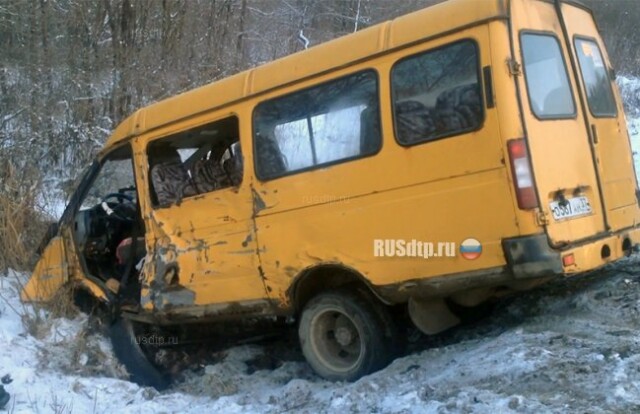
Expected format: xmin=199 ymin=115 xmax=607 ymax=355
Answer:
xmin=102 ymin=0 xmax=586 ymax=151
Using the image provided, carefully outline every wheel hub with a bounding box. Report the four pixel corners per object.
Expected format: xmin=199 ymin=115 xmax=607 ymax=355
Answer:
xmin=307 ymin=308 xmax=364 ymax=372
xmin=334 ymin=326 xmax=354 ymax=346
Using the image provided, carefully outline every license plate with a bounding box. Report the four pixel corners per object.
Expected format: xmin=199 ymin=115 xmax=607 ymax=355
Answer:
xmin=549 ymin=196 xmax=593 ymax=221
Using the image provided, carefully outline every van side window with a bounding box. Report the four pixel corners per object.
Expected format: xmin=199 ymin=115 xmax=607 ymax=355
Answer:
xmin=521 ymin=33 xmax=576 ymax=119
xmin=574 ymin=38 xmax=617 ymax=117
xmin=147 ymin=116 xmax=243 ymax=208
xmin=253 ymin=70 xmax=381 ymax=180
xmin=391 ymin=40 xmax=483 ymax=145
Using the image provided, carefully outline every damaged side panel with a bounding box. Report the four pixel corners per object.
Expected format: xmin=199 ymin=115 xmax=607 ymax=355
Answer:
xmin=140 ymin=185 xmax=271 ymax=316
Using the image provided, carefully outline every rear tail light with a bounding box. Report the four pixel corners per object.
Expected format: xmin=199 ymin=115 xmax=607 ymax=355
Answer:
xmin=508 ymin=139 xmax=538 ymax=209
xmin=562 ymin=253 xmax=575 ymax=267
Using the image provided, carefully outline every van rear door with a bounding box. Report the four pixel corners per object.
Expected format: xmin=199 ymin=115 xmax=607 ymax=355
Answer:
xmin=511 ymin=0 xmax=606 ymax=246
xmin=557 ymin=1 xmax=639 ymax=233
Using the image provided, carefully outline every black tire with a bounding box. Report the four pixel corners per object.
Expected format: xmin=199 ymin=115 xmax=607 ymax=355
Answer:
xmin=298 ymin=290 xmax=392 ymax=381
xmin=109 ymin=318 xmax=170 ymax=391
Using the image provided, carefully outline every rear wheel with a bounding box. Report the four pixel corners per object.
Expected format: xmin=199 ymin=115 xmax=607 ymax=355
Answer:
xmin=109 ymin=317 xmax=170 ymax=390
xmin=298 ymin=290 xmax=392 ymax=381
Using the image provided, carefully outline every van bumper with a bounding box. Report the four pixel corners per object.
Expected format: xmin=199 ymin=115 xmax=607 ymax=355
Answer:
xmin=503 ymin=228 xmax=640 ymax=278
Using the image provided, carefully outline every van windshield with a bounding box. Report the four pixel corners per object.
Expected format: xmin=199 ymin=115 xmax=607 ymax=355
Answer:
xmin=521 ymin=33 xmax=575 ymax=119
xmin=574 ymin=38 xmax=617 ymax=117
xmin=81 ymin=157 xmax=135 ymax=210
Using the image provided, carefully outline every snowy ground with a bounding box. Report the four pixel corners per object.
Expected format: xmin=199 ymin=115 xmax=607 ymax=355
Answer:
xmin=4 ymin=259 xmax=640 ymax=413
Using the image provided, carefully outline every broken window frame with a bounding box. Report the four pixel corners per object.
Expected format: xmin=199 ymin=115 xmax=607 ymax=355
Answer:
xmin=146 ymin=116 xmax=243 ymax=208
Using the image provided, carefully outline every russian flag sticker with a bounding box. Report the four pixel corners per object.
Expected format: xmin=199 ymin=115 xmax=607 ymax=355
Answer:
xmin=460 ymin=238 xmax=482 ymax=260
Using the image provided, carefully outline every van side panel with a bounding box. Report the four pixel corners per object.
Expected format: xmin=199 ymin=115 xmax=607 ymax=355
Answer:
xmin=253 ymin=25 xmax=519 ymax=307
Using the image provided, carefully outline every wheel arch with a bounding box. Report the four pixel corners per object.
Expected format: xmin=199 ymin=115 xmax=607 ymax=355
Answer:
xmin=288 ymin=263 xmax=390 ymax=314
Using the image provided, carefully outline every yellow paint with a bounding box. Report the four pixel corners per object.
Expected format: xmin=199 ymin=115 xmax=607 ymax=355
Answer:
xmin=563 ymin=227 xmax=640 ymax=274
xmin=22 ymin=231 xmax=111 ymax=304
xmin=23 ymin=0 xmax=640 ymax=318
xmin=77 ymin=278 xmax=109 ymax=303
xmin=21 ymin=237 xmax=68 ymax=302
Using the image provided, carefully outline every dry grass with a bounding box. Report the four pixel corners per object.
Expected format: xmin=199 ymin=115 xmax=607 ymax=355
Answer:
xmin=0 ymin=158 xmax=71 ymax=339
xmin=20 ymin=282 xmax=81 ymax=339
xmin=37 ymin=326 xmax=126 ymax=379
xmin=0 ymin=160 xmax=51 ymax=271
xmin=0 ymin=271 xmax=77 ymax=340
xmin=0 ymin=273 xmax=126 ymax=382
xmin=0 ymin=160 xmax=111 ymax=376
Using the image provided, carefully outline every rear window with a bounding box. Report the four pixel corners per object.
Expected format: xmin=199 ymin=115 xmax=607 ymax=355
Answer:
xmin=391 ymin=40 xmax=483 ymax=145
xmin=574 ymin=38 xmax=617 ymax=117
xmin=521 ymin=33 xmax=576 ymax=119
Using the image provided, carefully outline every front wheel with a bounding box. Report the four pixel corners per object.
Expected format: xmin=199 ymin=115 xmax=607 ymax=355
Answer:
xmin=109 ymin=317 xmax=170 ymax=390
xmin=298 ymin=290 xmax=392 ymax=381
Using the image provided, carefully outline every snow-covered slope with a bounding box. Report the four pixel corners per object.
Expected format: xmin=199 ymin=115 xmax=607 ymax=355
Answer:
xmin=4 ymin=259 xmax=640 ymax=413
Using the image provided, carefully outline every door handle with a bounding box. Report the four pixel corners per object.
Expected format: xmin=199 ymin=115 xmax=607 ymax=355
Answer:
xmin=591 ymin=124 xmax=599 ymax=145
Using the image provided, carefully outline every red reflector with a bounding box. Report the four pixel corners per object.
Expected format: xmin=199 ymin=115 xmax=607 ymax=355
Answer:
xmin=562 ymin=253 xmax=575 ymax=267
xmin=518 ymin=187 xmax=538 ymax=210
xmin=508 ymin=139 xmax=527 ymax=158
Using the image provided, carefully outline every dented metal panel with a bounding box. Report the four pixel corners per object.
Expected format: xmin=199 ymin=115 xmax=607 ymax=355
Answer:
xmin=136 ymin=122 xmax=271 ymax=316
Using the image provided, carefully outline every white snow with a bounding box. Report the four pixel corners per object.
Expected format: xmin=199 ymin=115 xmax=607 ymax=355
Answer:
xmin=5 ymin=259 xmax=640 ymax=413
xmin=618 ymin=76 xmax=640 ymax=181
xmin=627 ymin=114 xmax=640 ymax=182
xmin=0 ymin=271 xmax=212 ymax=413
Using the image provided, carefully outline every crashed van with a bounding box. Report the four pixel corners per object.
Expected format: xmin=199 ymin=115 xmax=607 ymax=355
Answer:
xmin=22 ymin=0 xmax=640 ymax=388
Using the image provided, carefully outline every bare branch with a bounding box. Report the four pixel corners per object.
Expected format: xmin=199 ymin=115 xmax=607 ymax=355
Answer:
xmin=298 ymin=29 xmax=310 ymax=50
xmin=0 ymin=109 xmax=25 ymax=129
